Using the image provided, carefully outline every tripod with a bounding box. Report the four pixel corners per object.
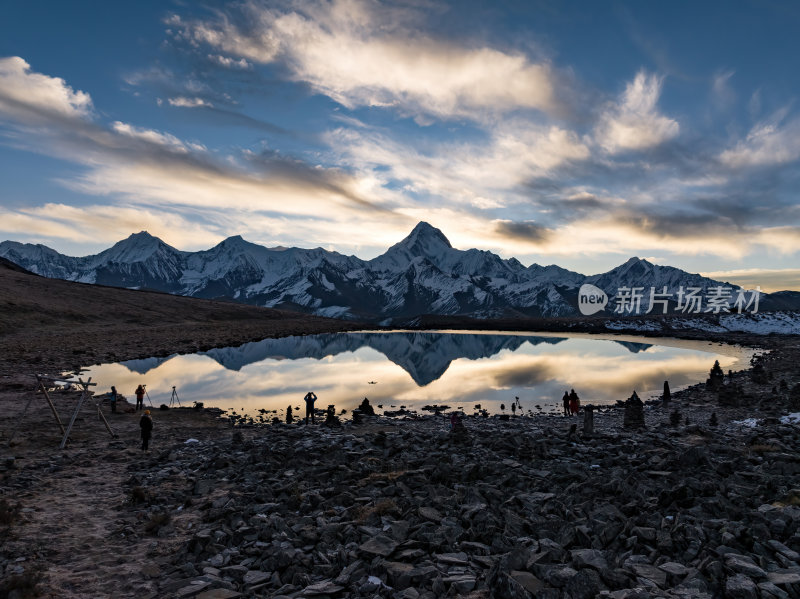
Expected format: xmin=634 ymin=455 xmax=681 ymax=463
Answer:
xmin=143 ymin=385 xmax=154 ymax=407
xmin=169 ymin=386 xmax=181 ymax=407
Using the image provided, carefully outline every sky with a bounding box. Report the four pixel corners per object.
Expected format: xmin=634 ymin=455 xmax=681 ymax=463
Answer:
xmin=1 ymin=0 xmax=800 ymax=289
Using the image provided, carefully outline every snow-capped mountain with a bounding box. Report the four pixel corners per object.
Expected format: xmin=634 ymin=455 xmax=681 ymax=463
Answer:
xmin=0 ymin=222 xmax=792 ymax=320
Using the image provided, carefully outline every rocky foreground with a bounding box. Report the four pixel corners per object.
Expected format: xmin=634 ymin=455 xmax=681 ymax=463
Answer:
xmin=5 ymin=346 xmax=800 ymax=599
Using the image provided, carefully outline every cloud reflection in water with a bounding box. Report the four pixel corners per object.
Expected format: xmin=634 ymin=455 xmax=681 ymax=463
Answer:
xmin=78 ymin=332 xmax=748 ymax=417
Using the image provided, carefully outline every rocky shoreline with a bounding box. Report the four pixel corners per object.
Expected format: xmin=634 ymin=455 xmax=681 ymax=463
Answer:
xmin=2 ymin=331 xmax=800 ymax=598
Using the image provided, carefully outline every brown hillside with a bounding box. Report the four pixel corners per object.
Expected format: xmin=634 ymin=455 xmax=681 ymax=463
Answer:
xmin=0 ymin=260 xmax=361 ymax=379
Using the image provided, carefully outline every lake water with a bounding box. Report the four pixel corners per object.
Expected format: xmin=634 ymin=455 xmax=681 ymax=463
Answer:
xmin=73 ymin=330 xmax=754 ymax=420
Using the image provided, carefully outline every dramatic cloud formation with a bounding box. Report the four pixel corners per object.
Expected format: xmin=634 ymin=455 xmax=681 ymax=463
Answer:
xmin=0 ymin=57 xmax=407 ymax=253
xmin=2 ymin=1 xmax=800 ymax=286
xmin=167 ymin=0 xmax=557 ymax=121
xmin=0 ymin=56 xmax=93 ymax=122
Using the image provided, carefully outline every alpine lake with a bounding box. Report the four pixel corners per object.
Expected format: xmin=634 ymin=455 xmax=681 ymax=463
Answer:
xmin=69 ymin=331 xmax=756 ymax=422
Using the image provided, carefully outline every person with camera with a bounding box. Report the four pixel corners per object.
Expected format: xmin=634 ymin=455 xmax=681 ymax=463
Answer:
xmin=135 ymin=384 xmax=145 ymax=411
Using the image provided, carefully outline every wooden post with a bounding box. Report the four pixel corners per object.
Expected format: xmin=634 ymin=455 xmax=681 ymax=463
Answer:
xmin=60 ymin=382 xmax=89 ymax=449
xmin=38 ymin=376 xmax=66 ymax=435
xmin=95 ymin=401 xmax=115 ymax=438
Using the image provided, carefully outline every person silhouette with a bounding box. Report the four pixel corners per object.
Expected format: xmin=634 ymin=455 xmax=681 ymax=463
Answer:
xmin=135 ymin=384 xmax=145 ymax=411
xmin=569 ymin=389 xmax=580 ymax=416
xmin=303 ymin=391 xmax=317 ymax=424
xmin=139 ymin=410 xmax=153 ymax=451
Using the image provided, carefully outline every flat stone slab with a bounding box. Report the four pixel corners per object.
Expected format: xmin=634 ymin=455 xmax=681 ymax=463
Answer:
xmin=659 ymin=562 xmax=689 ymax=577
xmin=571 ymin=548 xmax=609 ymax=571
xmin=767 ymin=570 xmax=800 ymax=585
xmin=768 ymin=540 xmax=800 ymax=562
xmin=196 ymin=590 xmax=242 ymax=599
xmin=434 ymin=552 xmax=469 ymax=566
xmin=242 ymin=570 xmax=271 ymax=586
xmin=301 ymin=580 xmax=345 ymax=596
xmin=725 ymin=554 xmax=767 ymax=579
xmin=359 ymin=535 xmax=398 ymax=557
xmin=418 ymin=506 xmax=443 ymax=521
xmin=176 ymin=582 xmax=211 ymax=598
xmin=510 ymin=571 xmax=544 ymax=594
xmin=631 ymin=563 xmax=667 ymax=588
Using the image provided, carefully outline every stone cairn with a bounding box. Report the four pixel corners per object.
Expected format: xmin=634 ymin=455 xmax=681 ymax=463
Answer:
xmin=324 ymin=405 xmax=341 ymax=427
xmin=352 ymin=398 xmax=375 ymax=425
xmin=707 ymin=359 xmax=725 ymax=390
xmin=623 ymin=390 xmax=645 ymax=430
xmin=358 ymin=397 xmax=375 ymax=416
xmin=662 ymin=380 xmax=671 ymax=405
xmin=582 ymin=404 xmax=594 ymax=436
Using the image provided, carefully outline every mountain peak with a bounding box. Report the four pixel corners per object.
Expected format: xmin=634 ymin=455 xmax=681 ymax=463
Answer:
xmin=406 ymin=222 xmax=452 ymax=248
xmin=368 ymin=222 xmax=453 ymax=270
xmin=117 ymin=231 xmax=161 ymax=249
xmin=393 ymin=222 xmax=453 ymax=255
xmin=220 ymin=234 xmax=248 ymax=246
xmin=101 ymin=230 xmax=179 ymax=263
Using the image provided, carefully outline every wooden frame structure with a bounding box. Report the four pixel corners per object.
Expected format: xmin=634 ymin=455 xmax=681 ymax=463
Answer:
xmin=9 ymin=375 xmax=116 ymax=448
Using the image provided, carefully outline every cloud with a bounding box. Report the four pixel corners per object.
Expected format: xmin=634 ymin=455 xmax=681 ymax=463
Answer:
xmin=168 ymin=96 xmax=213 ymax=108
xmin=111 ymin=121 xmax=201 ymax=152
xmin=207 ymin=54 xmax=251 ymax=69
xmin=326 ymin=121 xmax=589 ymax=215
xmin=0 ymin=203 xmax=225 ymax=250
xmin=700 ymin=268 xmax=800 ymax=293
xmin=168 ymin=0 xmax=558 ymax=122
xmin=711 ymin=69 xmax=736 ymax=109
xmin=0 ymin=56 xmax=93 ymax=123
xmin=719 ymin=113 xmax=800 ymax=168
xmin=595 ymin=71 xmax=679 ymax=153
xmin=493 ymin=220 xmax=553 ymax=244
xmin=0 ymin=57 xmax=411 ymax=253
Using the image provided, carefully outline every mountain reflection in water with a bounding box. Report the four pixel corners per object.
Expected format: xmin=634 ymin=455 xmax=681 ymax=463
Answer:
xmin=80 ymin=331 xmax=747 ymax=417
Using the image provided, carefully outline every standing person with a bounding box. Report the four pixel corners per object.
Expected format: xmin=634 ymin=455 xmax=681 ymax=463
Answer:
xmin=569 ymin=389 xmax=580 ymax=416
xmin=562 ymin=391 xmax=570 ymax=416
xmin=139 ymin=409 xmax=153 ymax=452
xmin=135 ymin=384 xmax=145 ymax=411
xmin=303 ymin=391 xmax=317 ymax=424
xmin=109 ymin=385 xmax=118 ymax=414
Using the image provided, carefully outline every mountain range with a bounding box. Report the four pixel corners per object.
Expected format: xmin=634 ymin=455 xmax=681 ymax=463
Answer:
xmin=2 ymin=222 xmax=797 ymax=321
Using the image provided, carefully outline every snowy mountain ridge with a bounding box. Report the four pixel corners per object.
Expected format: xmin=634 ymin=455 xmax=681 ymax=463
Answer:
xmin=1 ymin=222 xmax=794 ymax=320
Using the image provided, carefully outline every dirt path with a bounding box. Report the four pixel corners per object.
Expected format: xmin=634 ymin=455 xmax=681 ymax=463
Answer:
xmin=1 ymin=393 xmax=228 ymax=598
